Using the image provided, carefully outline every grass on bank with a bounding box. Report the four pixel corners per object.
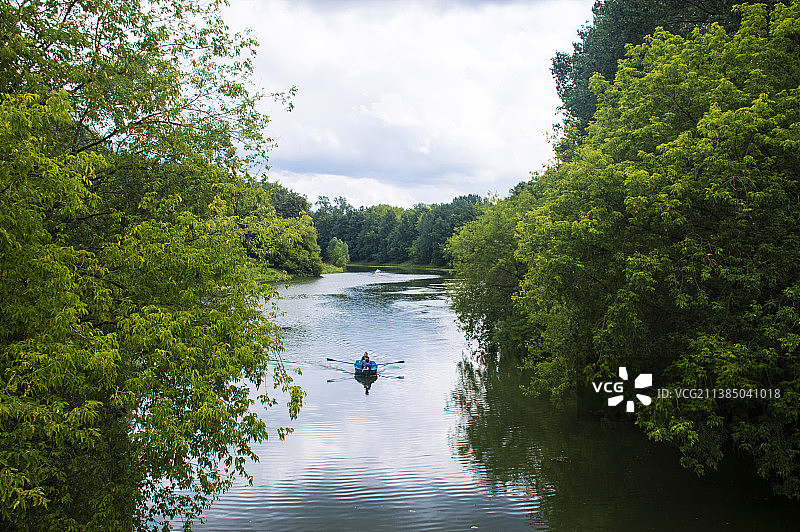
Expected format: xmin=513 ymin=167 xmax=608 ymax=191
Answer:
xmin=321 ymin=264 xmax=345 ymax=274
xmin=246 ymin=263 xmax=345 ymax=283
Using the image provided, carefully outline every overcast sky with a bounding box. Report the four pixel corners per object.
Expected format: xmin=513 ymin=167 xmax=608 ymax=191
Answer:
xmin=223 ymin=0 xmax=595 ymax=207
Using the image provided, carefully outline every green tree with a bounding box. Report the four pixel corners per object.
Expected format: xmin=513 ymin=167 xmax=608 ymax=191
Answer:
xmin=386 ymin=208 xmax=418 ymax=263
xmin=411 ymin=195 xmax=484 ymax=266
xmin=312 ymin=195 xmax=482 ymax=267
xmin=326 ymin=237 xmax=350 ymax=268
xmin=248 ymin=212 xmax=324 ymax=276
xmin=517 ymin=2 xmax=800 ymax=497
xmin=262 ymin=182 xmax=310 ymax=218
xmin=447 ymin=185 xmax=536 ymax=359
xmin=0 ymin=0 xmax=303 ymax=528
xmin=275 ymin=215 xmax=324 ymax=276
xmin=313 ymin=195 xmax=358 ymax=257
xmin=552 ymin=0 xmax=779 ymax=134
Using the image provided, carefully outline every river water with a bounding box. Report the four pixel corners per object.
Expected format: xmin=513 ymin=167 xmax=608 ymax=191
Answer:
xmin=198 ymin=272 xmax=800 ymax=531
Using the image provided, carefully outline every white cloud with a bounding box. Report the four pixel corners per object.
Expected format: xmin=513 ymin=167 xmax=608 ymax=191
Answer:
xmin=224 ymin=0 xmax=595 ymax=206
xmin=269 ymin=169 xmax=483 ymax=208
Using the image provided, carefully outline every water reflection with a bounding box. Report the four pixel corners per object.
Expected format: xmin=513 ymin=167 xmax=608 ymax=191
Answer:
xmin=450 ymin=355 xmax=800 ymax=531
xmin=354 ymin=374 xmax=377 ymax=395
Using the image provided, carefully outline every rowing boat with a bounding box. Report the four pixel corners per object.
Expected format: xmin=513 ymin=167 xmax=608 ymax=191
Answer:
xmin=325 ymin=356 xmax=403 ymax=376
xmin=354 ymin=360 xmax=377 ymax=376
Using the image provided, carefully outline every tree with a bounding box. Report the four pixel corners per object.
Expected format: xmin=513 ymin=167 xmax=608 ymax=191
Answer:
xmin=447 ymin=186 xmax=535 ymax=360
xmin=250 ymin=214 xmax=324 ymax=276
xmin=551 ymin=0 xmax=779 ymax=134
xmin=326 ymin=237 xmax=350 ymax=268
xmin=313 ymin=195 xmax=358 ymax=257
xmin=0 ymin=0 xmax=302 ymax=528
xmin=311 ymin=195 xmax=482 ymax=267
xmin=262 ymin=182 xmax=310 ymax=218
xmin=411 ymin=195 xmax=484 ymax=266
xmin=516 ymin=2 xmax=800 ymax=497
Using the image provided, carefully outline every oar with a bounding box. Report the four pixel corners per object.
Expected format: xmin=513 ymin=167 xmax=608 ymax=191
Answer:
xmin=376 ymin=360 xmax=404 ymax=366
xmin=326 ymin=357 xmax=355 ymax=365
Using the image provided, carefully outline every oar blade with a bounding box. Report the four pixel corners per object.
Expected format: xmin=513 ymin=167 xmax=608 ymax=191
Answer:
xmin=326 ymin=357 xmax=353 ymax=365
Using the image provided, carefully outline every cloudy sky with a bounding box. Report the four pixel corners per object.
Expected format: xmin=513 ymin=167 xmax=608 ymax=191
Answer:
xmin=223 ymin=0 xmax=595 ymax=207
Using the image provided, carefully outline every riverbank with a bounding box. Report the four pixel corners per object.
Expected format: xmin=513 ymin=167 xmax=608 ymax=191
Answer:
xmin=253 ymin=264 xmax=344 ymax=284
xmin=321 ymin=264 xmax=345 ymax=274
xmin=345 ymin=261 xmax=452 ymax=276
xmin=255 ymin=262 xmax=444 ymax=280
xmin=257 ymin=262 xmax=444 ymax=282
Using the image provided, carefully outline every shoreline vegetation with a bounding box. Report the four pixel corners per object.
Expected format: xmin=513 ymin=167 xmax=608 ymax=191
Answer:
xmin=1 ymin=0 xmax=310 ymax=528
xmin=312 ymin=195 xmax=484 ymax=269
xmin=446 ymin=0 xmax=800 ymax=501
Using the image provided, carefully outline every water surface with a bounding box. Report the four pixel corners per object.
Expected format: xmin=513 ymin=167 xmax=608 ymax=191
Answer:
xmin=198 ymin=272 xmax=800 ymax=531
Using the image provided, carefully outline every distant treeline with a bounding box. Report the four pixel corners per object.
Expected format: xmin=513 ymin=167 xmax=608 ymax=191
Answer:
xmin=312 ymin=194 xmax=485 ymax=267
xmin=245 ymin=185 xmax=485 ymax=271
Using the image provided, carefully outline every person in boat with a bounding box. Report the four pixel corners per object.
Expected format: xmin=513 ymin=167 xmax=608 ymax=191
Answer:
xmin=360 ymin=352 xmax=371 ymax=371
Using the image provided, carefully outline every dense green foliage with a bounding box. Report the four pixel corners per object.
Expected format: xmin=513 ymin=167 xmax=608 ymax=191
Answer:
xmin=447 ymin=185 xmax=534 ymax=356
xmin=552 ymin=0 xmax=779 ymax=133
xmin=313 ymin=194 xmax=484 ymax=267
xmin=450 ymin=2 xmax=800 ymax=498
xmin=245 ymin=211 xmax=323 ymax=277
xmin=326 ymin=237 xmax=350 ymax=268
xmin=260 ymin=181 xmax=311 ymax=218
xmin=0 ymin=0 xmax=307 ymax=528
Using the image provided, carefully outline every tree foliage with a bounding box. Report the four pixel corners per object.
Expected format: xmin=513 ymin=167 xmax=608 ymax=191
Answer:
xmin=552 ymin=0 xmax=780 ymax=133
xmin=260 ymin=214 xmax=323 ymax=277
xmin=451 ymin=2 xmax=800 ymax=498
xmin=260 ymin=182 xmax=311 ymax=218
xmin=0 ymin=0 xmax=304 ymax=528
xmin=446 ymin=185 xmax=533 ymax=356
xmin=326 ymin=237 xmax=350 ymax=268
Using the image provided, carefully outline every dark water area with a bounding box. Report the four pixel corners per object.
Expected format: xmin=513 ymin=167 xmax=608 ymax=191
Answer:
xmin=197 ymin=272 xmax=800 ymax=531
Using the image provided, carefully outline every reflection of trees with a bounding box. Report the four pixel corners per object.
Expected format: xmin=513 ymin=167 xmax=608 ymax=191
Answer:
xmin=449 ymin=355 xmax=558 ymax=526
xmin=450 ymin=357 xmax=548 ymax=483
xmin=448 ymin=354 xmax=753 ymax=531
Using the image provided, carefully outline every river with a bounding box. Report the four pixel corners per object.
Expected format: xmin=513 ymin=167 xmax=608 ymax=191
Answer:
xmin=197 ymin=272 xmax=800 ymax=531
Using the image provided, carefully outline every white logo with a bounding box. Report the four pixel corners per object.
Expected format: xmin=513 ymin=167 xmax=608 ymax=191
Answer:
xmin=593 ymin=367 xmax=652 ymax=412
